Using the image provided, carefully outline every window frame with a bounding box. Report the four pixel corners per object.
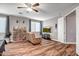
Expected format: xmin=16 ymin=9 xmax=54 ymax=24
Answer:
xmin=31 ymin=20 xmax=41 ymax=32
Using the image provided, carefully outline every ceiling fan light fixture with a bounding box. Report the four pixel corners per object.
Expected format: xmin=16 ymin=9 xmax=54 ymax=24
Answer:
xmin=27 ymin=8 xmax=33 ymax=11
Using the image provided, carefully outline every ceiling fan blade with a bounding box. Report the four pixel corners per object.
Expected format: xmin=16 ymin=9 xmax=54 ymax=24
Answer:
xmin=17 ymin=7 xmax=27 ymax=8
xmin=25 ymin=3 xmax=31 ymax=7
xmin=32 ymin=3 xmax=39 ymax=7
xmin=32 ymin=8 xmax=38 ymax=12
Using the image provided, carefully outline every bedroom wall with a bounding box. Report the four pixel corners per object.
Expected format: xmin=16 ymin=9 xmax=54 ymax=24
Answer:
xmin=9 ymin=16 xmax=29 ymax=32
xmin=43 ymin=16 xmax=65 ymax=43
xmin=43 ymin=17 xmax=58 ymax=40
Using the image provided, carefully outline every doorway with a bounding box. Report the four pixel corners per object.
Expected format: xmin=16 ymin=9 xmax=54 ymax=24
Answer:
xmin=66 ymin=11 xmax=76 ymax=43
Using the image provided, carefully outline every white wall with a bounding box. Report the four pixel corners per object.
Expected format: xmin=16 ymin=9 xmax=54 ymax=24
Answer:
xmin=9 ymin=16 xmax=29 ymax=32
xmin=43 ymin=17 xmax=58 ymax=40
xmin=57 ymin=17 xmax=65 ymax=43
xmin=76 ymin=6 xmax=79 ymax=55
xmin=43 ymin=16 xmax=65 ymax=43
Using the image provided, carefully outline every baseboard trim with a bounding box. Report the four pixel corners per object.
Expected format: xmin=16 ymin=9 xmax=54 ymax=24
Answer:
xmin=76 ymin=49 xmax=79 ymax=55
xmin=64 ymin=42 xmax=76 ymax=44
xmin=51 ymin=39 xmax=65 ymax=43
xmin=51 ymin=39 xmax=59 ymax=42
xmin=51 ymin=39 xmax=76 ymax=44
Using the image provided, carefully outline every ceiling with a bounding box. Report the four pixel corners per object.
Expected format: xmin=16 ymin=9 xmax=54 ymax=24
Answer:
xmin=0 ymin=3 xmax=79 ymax=21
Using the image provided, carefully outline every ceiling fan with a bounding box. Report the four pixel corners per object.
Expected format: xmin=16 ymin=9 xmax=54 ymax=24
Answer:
xmin=17 ymin=3 xmax=39 ymax=12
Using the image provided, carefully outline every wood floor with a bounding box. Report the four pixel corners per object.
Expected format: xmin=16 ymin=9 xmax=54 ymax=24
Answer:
xmin=3 ymin=39 xmax=76 ymax=56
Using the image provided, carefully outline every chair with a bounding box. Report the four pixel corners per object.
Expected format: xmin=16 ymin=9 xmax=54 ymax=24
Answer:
xmin=28 ymin=32 xmax=41 ymax=45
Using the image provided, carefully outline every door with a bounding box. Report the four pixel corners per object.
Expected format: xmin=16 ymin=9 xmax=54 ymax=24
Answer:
xmin=66 ymin=11 xmax=76 ymax=43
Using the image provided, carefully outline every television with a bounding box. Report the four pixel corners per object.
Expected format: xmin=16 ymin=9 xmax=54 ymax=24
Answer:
xmin=43 ymin=28 xmax=51 ymax=33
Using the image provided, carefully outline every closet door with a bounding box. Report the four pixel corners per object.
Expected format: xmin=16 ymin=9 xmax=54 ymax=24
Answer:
xmin=66 ymin=11 xmax=76 ymax=43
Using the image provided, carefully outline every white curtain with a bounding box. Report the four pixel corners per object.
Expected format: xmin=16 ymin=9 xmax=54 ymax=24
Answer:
xmin=31 ymin=21 xmax=40 ymax=32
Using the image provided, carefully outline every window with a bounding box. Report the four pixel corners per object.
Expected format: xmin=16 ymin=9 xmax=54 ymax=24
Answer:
xmin=31 ymin=21 xmax=40 ymax=32
xmin=0 ymin=16 xmax=6 ymax=33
